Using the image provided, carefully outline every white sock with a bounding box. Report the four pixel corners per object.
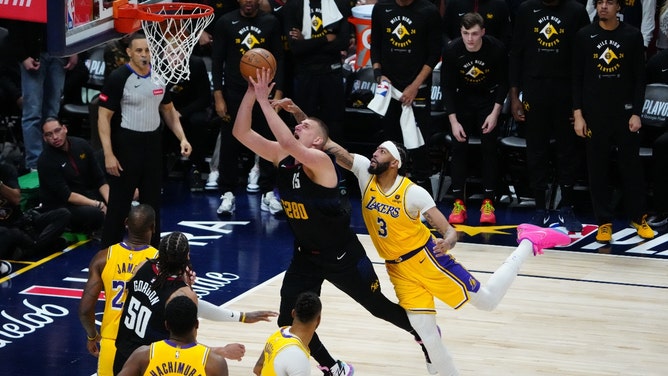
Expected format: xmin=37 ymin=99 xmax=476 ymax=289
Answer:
xmin=469 ymin=239 xmax=533 ymax=311
xmin=408 ymin=312 xmax=459 ymax=376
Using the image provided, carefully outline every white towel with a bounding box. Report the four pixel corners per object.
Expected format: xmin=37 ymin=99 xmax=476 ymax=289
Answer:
xmin=301 ymin=0 xmax=343 ymax=39
xmin=367 ymin=80 xmax=392 ymax=114
xmin=367 ymin=81 xmax=425 ymax=150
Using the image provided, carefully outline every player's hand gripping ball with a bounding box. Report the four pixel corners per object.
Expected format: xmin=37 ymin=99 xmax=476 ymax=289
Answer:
xmin=239 ymin=48 xmax=276 ymax=82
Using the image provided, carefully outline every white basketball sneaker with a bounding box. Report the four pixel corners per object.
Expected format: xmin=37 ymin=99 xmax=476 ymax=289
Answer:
xmin=318 ymin=360 xmax=354 ymax=376
xmin=205 ymin=170 xmax=219 ymax=190
xmin=217 ymin=192 xmax=235 ymax=215
xmin=261 ymin=191 xmax=283 ymax=215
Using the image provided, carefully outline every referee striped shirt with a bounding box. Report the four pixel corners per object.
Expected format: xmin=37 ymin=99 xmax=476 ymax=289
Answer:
xmin=98 ymin=64 xmax=171 ymax=132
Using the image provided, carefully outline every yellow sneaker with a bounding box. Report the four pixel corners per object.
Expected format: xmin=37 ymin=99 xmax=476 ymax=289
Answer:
xmin=595 ymin=223 xmax=612 ymax=243
xmin=631 ymin=215 xmax=655 ymax=239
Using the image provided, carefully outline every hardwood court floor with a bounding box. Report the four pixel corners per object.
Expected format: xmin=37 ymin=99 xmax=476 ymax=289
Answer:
xmin=197 ymin=235 xmax=668 ymax=376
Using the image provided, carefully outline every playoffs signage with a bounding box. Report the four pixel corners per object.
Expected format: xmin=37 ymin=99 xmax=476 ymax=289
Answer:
xmin=0 ymin=0 xmax=47 ymax=23
xmin=641 ymin=83 xmax=668 ymax=128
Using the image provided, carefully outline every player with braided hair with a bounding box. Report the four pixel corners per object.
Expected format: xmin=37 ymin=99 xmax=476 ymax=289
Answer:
xmin=112 ymin=232 xmax=275 ymax=373
xmin=112 ymin=232 xmax=196 ymax=374
xmin=150 ymin=231 xmax=193 ymax=290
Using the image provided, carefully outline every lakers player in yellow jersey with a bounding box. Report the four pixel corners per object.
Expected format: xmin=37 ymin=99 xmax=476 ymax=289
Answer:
xmin=322 ymin=139 xmax=571 ymax=376
xmin=79 ymin=204 xmax=159 ymax=376
xmin=254 ymin=292 xmax=321 ymax=376
xmin=117 ymin=295 xmax=228 ymax=376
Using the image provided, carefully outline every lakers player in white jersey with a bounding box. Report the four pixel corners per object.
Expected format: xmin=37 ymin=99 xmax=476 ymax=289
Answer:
xmin=321 ymin=138 xmax=571 ymax=375
xmin=116 ymin=295 xmax=228 ymax=376
xmin=79 ymin=204 xmax=159 ymax=376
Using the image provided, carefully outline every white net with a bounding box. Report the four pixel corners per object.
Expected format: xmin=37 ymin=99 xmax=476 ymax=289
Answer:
xmin=140 ymin=4 xmax=214 ymax=86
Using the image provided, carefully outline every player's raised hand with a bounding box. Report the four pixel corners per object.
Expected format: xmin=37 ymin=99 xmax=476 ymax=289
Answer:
xmin=249 ymin=68 xmax=275 ymax=101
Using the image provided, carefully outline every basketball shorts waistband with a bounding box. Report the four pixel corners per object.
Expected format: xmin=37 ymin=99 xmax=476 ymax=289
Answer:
xmin=386 ymin=237 xmax=435 ymax=264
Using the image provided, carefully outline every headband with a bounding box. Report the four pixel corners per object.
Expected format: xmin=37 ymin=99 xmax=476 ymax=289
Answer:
xmin=379 ymin=140 xmax=402 ymax=169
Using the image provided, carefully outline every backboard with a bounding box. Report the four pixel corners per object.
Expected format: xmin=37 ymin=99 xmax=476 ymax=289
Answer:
xmin=0 ymin=0 xmax=170 ymax=57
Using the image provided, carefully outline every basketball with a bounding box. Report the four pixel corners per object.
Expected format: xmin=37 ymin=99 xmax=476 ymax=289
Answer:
xmin=239 ymin=48 xmax=277 ymax=82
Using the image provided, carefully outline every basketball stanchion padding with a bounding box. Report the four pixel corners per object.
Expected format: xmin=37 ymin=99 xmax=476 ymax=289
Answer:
xmin=114 ymin=0 xmax=214 ymax=86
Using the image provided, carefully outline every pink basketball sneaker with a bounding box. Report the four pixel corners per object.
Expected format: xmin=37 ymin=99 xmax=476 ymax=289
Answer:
xmin=517 ymin=224 xmax=571 ymax=255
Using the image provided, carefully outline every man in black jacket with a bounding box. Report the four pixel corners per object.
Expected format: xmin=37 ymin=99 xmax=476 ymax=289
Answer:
xmin=38 ymin=118 xmax=108 ymax=235
xmin=573 ymin=0 xmax=653 ymax=242
xmin=509 ymin=0 xmax=589 ymax=231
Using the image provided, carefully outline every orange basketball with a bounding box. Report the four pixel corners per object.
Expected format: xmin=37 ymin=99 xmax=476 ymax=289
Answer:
xmin=239 ymin=48 xmax=277 ymax=82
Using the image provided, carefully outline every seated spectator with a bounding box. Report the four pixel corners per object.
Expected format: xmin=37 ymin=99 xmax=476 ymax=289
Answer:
xmin=38 ymin=118 xmax=108 ymax=235
xmin=0 ymin=161 xmax=71 ymax=260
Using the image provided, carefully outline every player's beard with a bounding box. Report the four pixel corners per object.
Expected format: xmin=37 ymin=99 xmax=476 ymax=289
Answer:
xmin=368 ymin=160 xmax=390 ymax=175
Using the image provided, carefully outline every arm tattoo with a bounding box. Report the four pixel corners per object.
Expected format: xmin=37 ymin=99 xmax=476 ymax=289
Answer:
xmin=325 ymin=145 xmax=354 ymax=169
xmin=423 ymin=212 xmax=444 ymax=235
xmin=293 ymin=109 xmax=307 ymax=123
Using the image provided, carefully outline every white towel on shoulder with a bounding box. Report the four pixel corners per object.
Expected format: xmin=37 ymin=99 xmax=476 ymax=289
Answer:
xmin=367 ymin=81 xmax=425 ymax=150
xmin=301 ymin=0 xmax=343 ymax=39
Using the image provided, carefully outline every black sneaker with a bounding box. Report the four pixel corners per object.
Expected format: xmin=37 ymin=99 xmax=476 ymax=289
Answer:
xmin=558 ymin=206 xmax=583 ymax=232
xmin=530 ymin=209 xmax=550 ymax=227
xmin=190 ymin=170 xmax=204 ymax=192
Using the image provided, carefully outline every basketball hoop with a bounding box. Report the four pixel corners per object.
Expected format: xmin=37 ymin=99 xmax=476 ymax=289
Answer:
xmin=114 ymin=0 xmax=214 ymax=86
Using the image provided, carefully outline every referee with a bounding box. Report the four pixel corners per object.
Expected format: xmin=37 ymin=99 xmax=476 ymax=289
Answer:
xmin=97 ymin=33 xmax=192 ymax=248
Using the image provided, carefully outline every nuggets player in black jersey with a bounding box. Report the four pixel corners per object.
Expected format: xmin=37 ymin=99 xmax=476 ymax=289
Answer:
xmin=232 ymin=69 xmax=432 ymax=376
xmin=112 ymin=232 xmax=255 ymax=374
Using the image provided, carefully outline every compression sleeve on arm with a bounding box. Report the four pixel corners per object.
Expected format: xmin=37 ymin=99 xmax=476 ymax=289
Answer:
xmin=198 ymin=299 xmax=242 ymax=322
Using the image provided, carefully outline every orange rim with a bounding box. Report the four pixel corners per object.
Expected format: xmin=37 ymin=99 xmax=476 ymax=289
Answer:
xmin=114 ymin=1 xmax=213 ymax=33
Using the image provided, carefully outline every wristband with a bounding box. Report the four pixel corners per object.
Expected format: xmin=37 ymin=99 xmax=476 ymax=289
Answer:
xmin=240 ymin=312 xmax=246 ymax=323
xmin=87 ymin=332 xmax=99 ymax=341
xmin=373 ymin=68 xmax=382 ymax=83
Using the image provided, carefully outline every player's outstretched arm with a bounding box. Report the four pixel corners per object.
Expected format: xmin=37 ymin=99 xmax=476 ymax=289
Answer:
xmin=252 ymin=68 xmax=334 ymax=177
xmin=198 ymin=299 xmax=278 ymax=323
xmin=271 ymin=97 xmax=307 ymax=123
xmin=324 ymin=139 xmax=355 ymax=171
xmin=231 ymin=83 xmax=284 ymax=165
xmin=243 ymin=310 xmax=279 ymax=323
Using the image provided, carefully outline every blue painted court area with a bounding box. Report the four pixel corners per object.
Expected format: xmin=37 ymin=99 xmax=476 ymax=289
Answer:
xmin=0 ymin=179 xmax=666 ymax=375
